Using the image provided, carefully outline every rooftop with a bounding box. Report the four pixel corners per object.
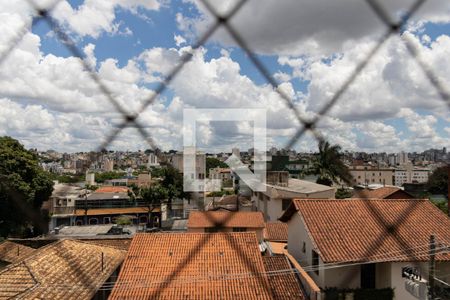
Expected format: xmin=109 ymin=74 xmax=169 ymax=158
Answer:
xmin=75 ymin=206 xmax=155 ymax=216
xmin=262 ymin=256 xmax=306 ymax=300
xmin=352 ymin=186 xmax=415 ymax=199
xmin=95 ymin=186 xmax=130 ymax=193
xmin=86 ymin=192 xmax=130 ymax=201
xmin=280 ymin=199 xmax=450 ymax=263
xmin=264 ymin=222 xmax=288 ymax=242
xmin=109 ymin=232 xmax=273 ymax=299
xmin=0 ymin=239 xmax=126 ymax=299
xmin=266 ymin=178 xmax=334 ymax=195
xmin=0 ymin=241 xmax=35 ymax=265
xmin=187 ymin=211 xmax=265 ymax=228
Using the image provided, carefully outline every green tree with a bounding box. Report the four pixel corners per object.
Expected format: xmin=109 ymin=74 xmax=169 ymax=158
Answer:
xmin=0 ymin=137 xmax=54 ymax=238
xmin=206 ymin=157 xmax=228 ymax=176
xmin=140 ymin=184 xmax=167 ymax=225
xmin=335 ymin=187 xmax=353 ymax=199
xmin=426 ymin=166 xmax=448 ymax=195
xmin=309 ymin=140 xmax=353 ymax=186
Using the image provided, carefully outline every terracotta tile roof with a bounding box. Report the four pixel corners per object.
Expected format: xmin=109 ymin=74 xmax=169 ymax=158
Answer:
xmin=0 ymin=241 xmax=36 ymax=264
xmin=352 ymin=187 xmax=414 ymax=199
xmin=0 ymin=239 xmax=126 ymax=299
xmin=109 ymin=232 xmax=273 ymax=299
xmin=267 ymin=242 xmax=287 ymax=255
xmin=75 ymin=206 xmax=157 ymax=216
xmin=95 ymin=186 xmax=130 ymax=193
xmin=81 ymin=238 xmax=132 ymax=250
xmin=187 ymin=211 xmax=265 ymax=228
xmin=262 ymin=256 xmax=306 ymax=300
xmin=264 ymin=222 xmax=288 ymax=241
xmin=281 ymin=199 xmax=450 ymax=263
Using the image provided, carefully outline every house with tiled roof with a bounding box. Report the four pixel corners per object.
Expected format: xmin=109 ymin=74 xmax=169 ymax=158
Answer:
xmin=251 ymin=178 xmax=335 ymax=222
xmin=109 ymin=232 xmax=309 ymax=300
xmin=280 ymin=198 xmax=450 ymax=300
xmin=187 ymin=211 xmax=265 ymax=241
xmin=352 ymin=186 xmax=415 ymax=199
xmin=0 ymin=241 xmax=35 ymax=270
xmin=0 ymin=239 xmax=126 ymax=299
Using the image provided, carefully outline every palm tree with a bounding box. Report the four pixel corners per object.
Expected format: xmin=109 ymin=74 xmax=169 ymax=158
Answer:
xmin=309 ymin=140 xmax=352 ymax=186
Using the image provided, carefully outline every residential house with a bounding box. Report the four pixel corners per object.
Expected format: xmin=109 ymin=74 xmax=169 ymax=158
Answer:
xmin=352 ymin=186 xmax=415 ymax=199
xmin=252 ymin=178 xmax=335 ymax=222
xmin=0 ymin=239 xmax=126 ymax=300
xmin=280 ymin=199 xmax=450 ymax=300
xmin=0 ymin=241 xmax=35 ymax=270
xmin=187 ymin=211 xmax=265 ymax=241
xmin=109 ymin=232 xmax=308 ymax=299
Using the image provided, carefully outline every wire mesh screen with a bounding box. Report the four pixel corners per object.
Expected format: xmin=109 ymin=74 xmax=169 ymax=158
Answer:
xmin=1 ymin=0 xmax=450 ymax=298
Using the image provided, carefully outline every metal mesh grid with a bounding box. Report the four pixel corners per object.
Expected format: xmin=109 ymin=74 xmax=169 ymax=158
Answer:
xmin=1 ymin=0 xmax=449 ymax=298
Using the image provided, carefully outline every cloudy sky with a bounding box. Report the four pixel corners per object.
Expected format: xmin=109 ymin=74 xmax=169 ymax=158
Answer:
xmin=0 ymin=0 xmax=449 ymax=153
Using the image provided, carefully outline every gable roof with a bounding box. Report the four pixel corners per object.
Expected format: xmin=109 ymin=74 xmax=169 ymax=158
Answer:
xmin=0 ymin=239 xmax=126 ymax=299
xmin=264 ymin=222 xmax=288 ymax=242
xmin=0 ymin=241 xmax=36 ymax=264
xmin=109 ymin=232 xmax=273 ymax=299
xmin=280 ymin=199 xmax=450 ymax=263
xmin=262 ymin=256 xmax=306 ymax=300
xmin=187 ymin=211 xmax=265 ymax=228
xmin=352 ymin=187 xmax=414 ymax=199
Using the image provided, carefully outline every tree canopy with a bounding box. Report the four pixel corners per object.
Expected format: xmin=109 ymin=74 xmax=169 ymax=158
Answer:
xmin=426 ymin=166 xmax=448 ymax=195
xmin=0 ymin=137 xmax=54 ymax=238
xmin=309 ymin=140 xmax=353 ymax=186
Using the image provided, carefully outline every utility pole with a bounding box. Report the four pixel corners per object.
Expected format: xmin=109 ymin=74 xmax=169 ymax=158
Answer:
xmin=428 ymin=234 xmax=436 ymax=300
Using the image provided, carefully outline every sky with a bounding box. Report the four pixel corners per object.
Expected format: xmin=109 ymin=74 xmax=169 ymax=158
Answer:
xmin=0 ymin=0 xmax=449 ymax=153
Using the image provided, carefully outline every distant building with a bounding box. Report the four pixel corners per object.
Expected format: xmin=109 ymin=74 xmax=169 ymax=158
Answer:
xmin=103 ymin=158 xmax=114 ymax=171
xmin=394 ymin=163 xmax=430 ymax=186
xmin=231 ymin=147 xmax=240 ymax=158
xmin=147 ymin=153 xmax=159 ymax=167
xmin=169 ymin=149 xmax=206 ymax=180
xmin=252 ymin=178 xmax=335 ymax=221
xmin=398 ymin=151 xmax=409 ymax=165
xmin=352 ymin=186 xmax=415 ymax=199
xmin=349 ymin=165 xmax=395 ymax=186
xmin=85 ymin=171 xmax=95 ymax=186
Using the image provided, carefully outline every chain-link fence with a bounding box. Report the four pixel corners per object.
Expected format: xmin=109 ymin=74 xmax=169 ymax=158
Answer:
xmin=1 ymin=0 xmax=450 ymax=298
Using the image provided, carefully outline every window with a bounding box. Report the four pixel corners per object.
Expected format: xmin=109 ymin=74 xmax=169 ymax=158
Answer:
xmin=205 ymin=227 xmax=218 ymax=233
xmin=282 ymin=199 xmax=292 ymax=210
xmin=312 ymin=250 xmax=319 ymax=275
xmin=233 ymin=227 xmax=246 ymax=232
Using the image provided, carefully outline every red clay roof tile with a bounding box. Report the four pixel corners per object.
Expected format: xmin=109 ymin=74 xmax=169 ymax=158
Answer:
xmin=187 ymin=211 xmax=265 ymax=228
xmin=109 ymin=232 xmax=273 ymax=299
xmin=264 ymin=222 xmax=288 ymax=241
xmin=283 ymin=199 xmax=450 ymax=263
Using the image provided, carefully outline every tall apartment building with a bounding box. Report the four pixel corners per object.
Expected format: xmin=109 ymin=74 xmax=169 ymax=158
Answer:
xmin=169 ymin=149 xmax=206 ymax=180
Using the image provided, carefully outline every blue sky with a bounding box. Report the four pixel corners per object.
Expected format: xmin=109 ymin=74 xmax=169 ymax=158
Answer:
xmin=0 ymin=0 xmax=449 ymax=153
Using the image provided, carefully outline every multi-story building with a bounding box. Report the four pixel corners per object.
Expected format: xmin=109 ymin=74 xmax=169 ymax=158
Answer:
xmin=394 ymin=163 xmax=430 ymax=186
xmin=169 ymin=149 xmax=206 ymax=179
xmin=349 ymin=165 xmax=395 ymax=186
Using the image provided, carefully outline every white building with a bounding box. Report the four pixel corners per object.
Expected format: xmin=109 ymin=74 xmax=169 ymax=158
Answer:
xmin=85 ymin=171 xmax=95 ymax=186
xmin=147 ymin=153 xmax=160 ymax=167
xmin=231 ymin=147 xmax=240 ymax=158
xmin=169 ymin=149 xmax=206 ymax=180
xmin=394 ymin=163 xmax=430 ymax=186
xmin=280 ymin=199 xmax=450 ymax=300
xmin=252 ymin=178 xmax=335 ymax=221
